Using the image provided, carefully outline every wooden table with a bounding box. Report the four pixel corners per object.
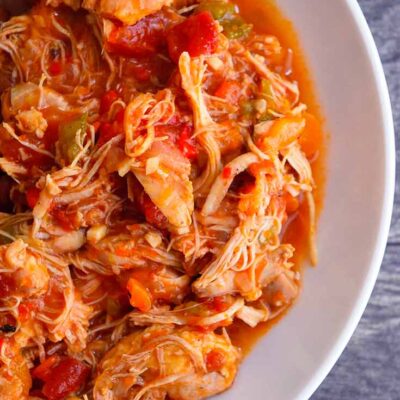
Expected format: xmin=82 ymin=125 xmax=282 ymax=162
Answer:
xmin=313 ymin=1 xmax=400 ymax=398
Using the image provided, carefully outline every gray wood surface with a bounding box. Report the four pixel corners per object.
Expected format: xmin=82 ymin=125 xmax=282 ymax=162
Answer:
xmin=313 ymin=1 xmax=400 ymax=399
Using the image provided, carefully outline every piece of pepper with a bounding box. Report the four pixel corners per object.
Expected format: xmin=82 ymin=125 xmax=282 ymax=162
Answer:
xmin=221 ymin=17 xmax=252 ymax=39
xmin=166 ymin=11 xmax=219 ymax=62
xmin=40 ymin=357 xmax=90 ymax=400
xmin=58 ymin=113 xmax=88 ymax=165
xmin=196 ymin=0 xmax=236 ymax=20
xmin=196 ymin=0 xmax=252 ymax=40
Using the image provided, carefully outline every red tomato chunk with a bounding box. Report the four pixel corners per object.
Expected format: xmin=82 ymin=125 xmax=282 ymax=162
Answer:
xmin=34 ymin=356 xmax=90 ymax=400
xmin=167 ymin=11 xmax=218 ymax=63
xmin=106 ymin=11 xmax=173 ymax=58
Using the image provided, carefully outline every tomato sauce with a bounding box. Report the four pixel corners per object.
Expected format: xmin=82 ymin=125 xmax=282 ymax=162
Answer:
xmin=228 ymin=0 xmax=327 ymax=355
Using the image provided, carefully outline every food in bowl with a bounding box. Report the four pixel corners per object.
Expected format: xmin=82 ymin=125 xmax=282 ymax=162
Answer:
xmin=0 ymin=0 xmax=324 ymax=399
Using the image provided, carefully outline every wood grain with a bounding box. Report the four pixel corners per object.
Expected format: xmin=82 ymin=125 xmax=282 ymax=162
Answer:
xmin=313 ymin=1 xmax=400 ymax=399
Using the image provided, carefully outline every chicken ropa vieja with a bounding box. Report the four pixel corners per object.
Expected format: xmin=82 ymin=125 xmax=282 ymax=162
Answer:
xmin=0 ymin=0 xmax=325 ymax=398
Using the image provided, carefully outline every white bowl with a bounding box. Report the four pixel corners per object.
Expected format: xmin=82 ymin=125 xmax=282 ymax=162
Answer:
xmin=219 ymin=1 xmax=395 ymax=399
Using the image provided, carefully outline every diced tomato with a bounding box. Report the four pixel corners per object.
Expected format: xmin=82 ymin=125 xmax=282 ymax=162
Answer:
xmin=177 ymin=125 xmax=197 ymax=160
xmin=100 ymin=90 xmax=119 ymax=115
xmin=48 ymin=61 xmax=62 ymax=76
xmin=138 ymin=192 xmax=168 ymax=230
xmin=106 ymin=11 xmax=173 ymax=58
xmin=39 ymin=357 xmax=90 ymax=400
xmin=214 ymin=81 xmax=241 ymax=105
xmin=26 ymin=187 xmax=41 ymax=209
xmin=167 ymin=11 xmax=218 ymax=63
xmin=222 ymin=166 xmax=232 ymax=179
xmin=32 ymin=355 xmax=61 ymax=381
xmin=205 ymin=349 xmax=225 ymax=372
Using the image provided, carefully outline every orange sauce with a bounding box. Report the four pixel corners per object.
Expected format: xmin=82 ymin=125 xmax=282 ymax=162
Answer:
xmin=228 ymin=0 xmax=327 ymax=355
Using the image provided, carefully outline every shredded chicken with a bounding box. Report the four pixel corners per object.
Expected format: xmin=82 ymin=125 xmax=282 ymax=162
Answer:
xmin=0 ymin=0 xmax=323 ymax=398
xmin=93 ymin=325 xmax=240 ymax=400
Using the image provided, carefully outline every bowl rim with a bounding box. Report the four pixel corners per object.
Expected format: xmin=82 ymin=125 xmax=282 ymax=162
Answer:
xmin=297 ymin=1 xmax=396 ymax=398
